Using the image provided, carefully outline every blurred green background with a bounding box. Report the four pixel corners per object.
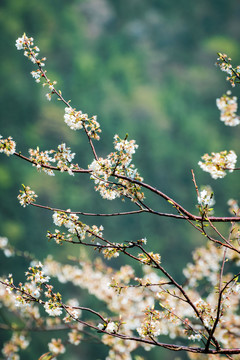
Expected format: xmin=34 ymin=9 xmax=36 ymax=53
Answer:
xmin=0 ymin=0 xmax=240 ymax=359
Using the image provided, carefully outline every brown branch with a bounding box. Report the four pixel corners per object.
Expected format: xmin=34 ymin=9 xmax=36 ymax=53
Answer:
xmin=113 ymin=174 xmax=240 ymax=223
xmin=13 ymin=152 xmax=240 ymax=223
xmin=83 ymin=124 xmax=98 ymax=161
xmin=136 ymin=244 xmax=221 ymax=349
xmin=31 ymin=201 xmax=146 ymax=217
xmin=179 ymin=211 xmax=240 ymax=254
xmin=1 ymin=277 xmax=240 ymax=354
xmin=207 ymin=217 xmax=233 ymax=248
xmin=14 ymin=152 xmax=89 ymax=173
xmin=205 ymin=247 xmax=228 ymax=351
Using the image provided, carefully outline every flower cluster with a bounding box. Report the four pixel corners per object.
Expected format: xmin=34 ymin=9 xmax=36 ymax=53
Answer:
xmin=89 ymin=135 xmax=144 ymax=201
xmin=29 ymin=147 xmax=55 ymax=176
xmin=0 ymin=135 xmax=16 ymax=156
xmin=102 ymin=246 xmax=120 ymax=259
xmin=0 ymin=236 xmax=14 ymax=257
xmin=15 ymin=34 xmax=58 ymax=104
xmin=25 ymin=262 xmax=50 ymax=284
xmin=1 ymin=239 xmax=240 ymax=359
xmin=0 ymin=268 xmax=84 ymax=359
xmin=15 ymin=34 xmax=45 ymax=67
xmin=29 ymin=143 xmax=76 ymax=176
xmin=102 ymin=335 xmax=138 ymax=360
xmin=193 ymin=298 xmax=216 ymax=329
xmin=217 ymin=53 xmax=234 ymax=75
xmin=64 ymin=107 xmax=87 ymax=130
xmin=52 ymin=211 xmax=87 ymax=239
xmin=48 ymin=338 xmax=65 ymax=355
xmin=216 ymin=53 xmax=240 ymax=87
xmin=197 ymin=188 xmax=215 ymax=208
xmin=2 ymin=332 xmax=29 ymax=360
xmin=183 ymin=243 xmax=223 ymax=288
xmin=216 ymin=92 xmax=240 ymax=126
xmin=105 ymin=321 xmax=118 ymax=333
xmin=47 ymin=229 xmax=72 ymax=245
xmin=0 ymin=275 xmax=42 ymax=323
xmin=51 ymin=211 xmax=103 ymax=241
xmin=85 ymin=115 xmax=101 ymax=140
xmin=15 ymin=34 xmax=32 ymax=50
xmin=54 ymin=143 xmax=75 ymax=172
xmin=64 ymin=299 xmax=82 ymax=322
xmin=198 ymin=150 xmax=237 ymax=179
xmin=44 ymin=301 xmax=63 ymax=317
xmin=68 ymin=329 xmax=82 ymax=345
xmin=16 ymin=34 xmax=102 ymax=142
xmin=138 ymin=252 xmax=161 ymax=266
xmin=30 ymin=69 xmax=41 ymax=83
xmin=64 ymin=107 xmax=101 ymax=139
xmin=113 ymin=134 xmax=138 ymax=166
xmin=17 ymin=185 xmax=38 ymax=207
xmin=227 ymin=198 xmax=240 ymax=215
xmin=188 ymin=333 xmax=202 ymax=342
xmin=137 ymin=308 xmax=163 ymax=338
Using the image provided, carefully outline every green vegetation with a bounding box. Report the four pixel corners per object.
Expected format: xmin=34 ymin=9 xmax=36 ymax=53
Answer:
xmin=0 ymin=1 xmax=240 ymax=359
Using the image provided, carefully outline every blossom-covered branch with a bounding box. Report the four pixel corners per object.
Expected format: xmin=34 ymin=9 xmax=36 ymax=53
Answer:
xmin=1 ymin=34 xmax=240 ymax=360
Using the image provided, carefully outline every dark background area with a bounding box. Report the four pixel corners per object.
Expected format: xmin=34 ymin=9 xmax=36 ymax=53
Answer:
xmin=0 ymin=1 xmax=240 ymax=359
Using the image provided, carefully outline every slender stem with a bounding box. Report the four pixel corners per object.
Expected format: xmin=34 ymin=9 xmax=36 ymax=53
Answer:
xmin=207 ymin=217 xmax=233 ymax=247
xmin=83 ymin=124 xmax=98 ymax=161
xmin=205 ymin=248 xmax=227 ymax=351
xmin=14 ymin=152 xmax=89 ymax=173
xmin=31 ymin=202 xmax=146 ymax=217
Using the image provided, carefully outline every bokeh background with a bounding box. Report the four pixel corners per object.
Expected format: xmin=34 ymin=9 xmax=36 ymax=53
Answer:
xmin=1 ymin=0 xmax=240 ymax=359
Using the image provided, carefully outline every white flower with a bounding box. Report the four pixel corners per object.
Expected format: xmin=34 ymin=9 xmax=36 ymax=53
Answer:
xmin=31 ymin=70 xmax=41 ymax=82
xmin=226 ymin=151 xmax=237 ymax=171
xmin=227 ymin=198 xmax=239 ymax=214
xmin=34 ymin=272 xmax=50 ymax=284
xmin=64 ymin=107 xmax=86 ymax=130
xmin=106 ymin=321 xmax=118 ymax=333
xmin=68 ymin=330 xmax=82 ymax=345
xmin=46 ymin=93 xmax=51 ymax=101
xmin=17 ymin=185 xmax=38 ymax=207
xmin=33 ymin=289 xmax=41 ymax=298
xmin=216 ymin=93 xmax=240 ymax=126
xmin=52 ymin=212 xmax=65 ymax=226
xmin=188 ymin=333 xmax=202 ymax=341
xmin=15 ymin=35 xmax=26 ymax=50
xmin=56 ymin=143 xmax=75 ymax=163
xmin=15 ymin=298 xmax=30 ymax=308
xmin=97 ymin=323 xmax=105 ymax=330
xmin=15 ymin=34 xmax=33 ymax=51
xmin=0 ymin=136 xmax=16 ymax=156
xmin=44 ymin=302 xmax=62 ymax=317
xmin=48 ymin=338 xmax=65 ymax=355
xmin=66 ymin=307 xmax=80 ymax=320
xmin=235 ymin=283 xmax=240 ymax=292
xmin=141 ymin=237 xmax=147 ymax=244
xmin=198 ymin=189 xmax=215 ymax=207
xmin=36 ymin=261 xmax=43 ymax=268
xmin=0 ymin=237 xmax=8 ymax=248
xmin=114 ymin=134 xmax=138 ymax=155
xmin=199 ymin=150 xmax=237 ymax=179
xmin=3 ymin=248 xmax=13 ymax=257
